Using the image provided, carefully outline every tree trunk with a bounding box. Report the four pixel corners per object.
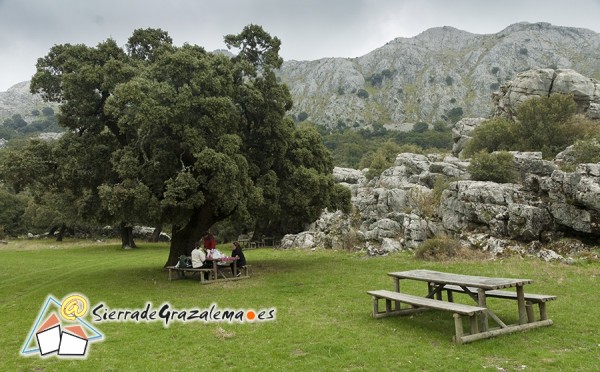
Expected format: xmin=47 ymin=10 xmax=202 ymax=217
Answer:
xmin=164 ymin=208 xmax=214 ymax=267
xmin=56 ymin=224 xmax=67 ymax=242
xmin=149 ymin=224 xmax=163 ymax=243
xmin=120 ymin=222 xmax=137 ymax=249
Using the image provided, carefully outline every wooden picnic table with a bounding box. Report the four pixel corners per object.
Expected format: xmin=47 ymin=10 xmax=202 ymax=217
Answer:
xmin=368 ymin=269 xmax=555 ymax=343
xmin=167 ymin=257 xmax=251 ymax=284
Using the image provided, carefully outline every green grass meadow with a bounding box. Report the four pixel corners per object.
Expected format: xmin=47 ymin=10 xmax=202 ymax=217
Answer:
xmin=1 ymin=240 xmax=599 ymax=371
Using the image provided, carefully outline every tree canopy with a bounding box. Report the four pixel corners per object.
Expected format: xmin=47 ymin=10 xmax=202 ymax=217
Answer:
xmin=7 ymin=25 xmax=348 ymax=265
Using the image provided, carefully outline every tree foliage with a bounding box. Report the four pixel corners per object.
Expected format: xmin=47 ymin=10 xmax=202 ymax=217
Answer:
xmin=514 ymin=93 xmax=577 ymax=157
xmin=10 ymin=25 xmax=347 ymax=265
xmin=463 ymin=117 xmax=517 ymax=157
xmin=466 ymin=94 xmax=599 ymax=159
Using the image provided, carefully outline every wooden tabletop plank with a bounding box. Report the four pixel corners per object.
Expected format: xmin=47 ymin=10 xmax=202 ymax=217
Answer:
xmin=388 ymin=269 xmax=532 ymax=290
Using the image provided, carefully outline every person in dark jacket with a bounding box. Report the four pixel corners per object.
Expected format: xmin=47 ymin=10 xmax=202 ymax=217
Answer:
xmin=230 ymin=241 xmax=246 ymax=277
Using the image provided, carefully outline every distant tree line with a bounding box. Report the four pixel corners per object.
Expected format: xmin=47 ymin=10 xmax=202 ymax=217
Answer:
xmin=302 ymin=119 xmax=453 ymax=179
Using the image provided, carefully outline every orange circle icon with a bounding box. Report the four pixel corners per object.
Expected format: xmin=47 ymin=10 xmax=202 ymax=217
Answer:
xmin=246 ymin=310 xmax=256 ymax=321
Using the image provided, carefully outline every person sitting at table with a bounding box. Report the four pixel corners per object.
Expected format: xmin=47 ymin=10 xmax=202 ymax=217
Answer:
xmin=191 ymin=244 xmax=212 ymax=280
xmin=206 ymin=245 xmax=225 ymax=261
xmin=203 ymin=231 xmax=216 ymax=250
xmin=230 ymin=241 xmax=246 ymax=277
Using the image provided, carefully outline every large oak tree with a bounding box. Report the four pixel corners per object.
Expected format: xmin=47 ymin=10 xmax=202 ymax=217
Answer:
xmin=23 ymin=25 xmax=348 ymax=266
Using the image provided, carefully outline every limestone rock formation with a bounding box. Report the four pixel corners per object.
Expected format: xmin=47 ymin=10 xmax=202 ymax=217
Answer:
xmin=493 ymin=69 xmax=600 ymax=120
xmin=451 ymin=117 xmax=487 ymax=157
xmin=282 ymin=151 xmax=600 ymax=262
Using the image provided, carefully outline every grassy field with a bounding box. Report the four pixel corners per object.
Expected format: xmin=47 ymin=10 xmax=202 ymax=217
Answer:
xmin=1 ymin=239 xmax=598 ymax=371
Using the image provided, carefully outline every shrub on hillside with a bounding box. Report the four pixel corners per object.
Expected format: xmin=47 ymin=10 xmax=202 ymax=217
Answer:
xmin=464 ymin=117 xmax=517 ymax=157
xmin=467 ymin=151 xmax=518 ymax=183
xmin=514 ymin=94 xmax=577 ymax=158
xmin=572 ymin=139 xmax=600 ymax=164
xmin=412 ymin=122 xmax=429 ymax=133
xmin=415 ymin=237 xmax=461 ymax=261
xmin=357 ymin=89 xmax=369 ymax=99
xmin=360 ymin=142 xmax=424 ymax=180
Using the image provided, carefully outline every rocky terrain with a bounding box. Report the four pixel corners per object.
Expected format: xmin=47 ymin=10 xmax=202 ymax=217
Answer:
xmin=278 ymin=22 xmax=600 ymax=128
xmin=281 ymin=150 xmax=600 ymax=263
xmin=0 ymin=81 xmax=55 ymax=122
xmin=281 ymin=68 xmax=600 ymax=262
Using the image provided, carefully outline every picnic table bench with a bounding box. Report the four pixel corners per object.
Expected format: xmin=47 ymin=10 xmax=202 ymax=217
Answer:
xmin=367 ymin=290 xmax=487 ymax=343
xmin=167 ymin=262 xmax=252 ymax=284
xmin=368 ymin=269 xmax=556 ymax=344
xmin=166 ymin=266 xmax=215 ymax=283
xmin=442 ymin=284 xmax=557 ymax=322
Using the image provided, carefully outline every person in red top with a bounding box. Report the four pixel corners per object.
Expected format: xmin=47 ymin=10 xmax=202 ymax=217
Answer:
xmin=203 ymin=232 xmax=216 ymax=250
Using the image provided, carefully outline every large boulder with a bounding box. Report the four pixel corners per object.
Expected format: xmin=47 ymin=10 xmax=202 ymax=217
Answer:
xmin=451 ymin=117 xmax=487 ymax=157
xmin=493 ymin=68 xmax=600 ymax=120
xmin=542 ymin=165 xmax=600 ymax=234
xmin=440 ymin=180 xmax=545 ymax=239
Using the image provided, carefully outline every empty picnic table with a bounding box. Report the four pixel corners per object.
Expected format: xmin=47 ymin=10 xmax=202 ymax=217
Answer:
xmin=368 ymin=269 xmax=556 ymax=343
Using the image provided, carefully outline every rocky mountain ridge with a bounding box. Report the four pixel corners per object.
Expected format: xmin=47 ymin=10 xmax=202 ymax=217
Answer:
xmin=278 ymin=22 xmax=600 ymax=128
xmin=3 ymin=22 xmax=599 ymax=131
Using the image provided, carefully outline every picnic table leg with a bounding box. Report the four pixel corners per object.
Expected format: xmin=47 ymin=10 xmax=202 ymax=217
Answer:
xmin=517 ymin=284 xmax=527 ymax=325
xmin=372 ymin=296 xmax=379 ymax=317
xmin=212 ymin=261 xmax=218 ymax=280
xmin=477 ymin=288 xmax=489 ymax=332
xmin=233 ymin=260 xmax=237 ymax=277
xmin=539 ymin=302 xmax=548 ymax=320
xmin=453 ymin=313 xmax=464 ymax=344
xmin=447 ymin=289 xmax=454 ymax=303
xmin=470 ymin=314 xmax=479 ymax=334
xmin=526 ymin=301 xmax=534 ymax=322
xmin=393 ymin=278 xmax=401 ymax=311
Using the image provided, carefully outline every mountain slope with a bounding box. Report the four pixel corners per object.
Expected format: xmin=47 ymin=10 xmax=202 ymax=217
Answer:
xmin=278 ymin=22 xmax=600 ymax=128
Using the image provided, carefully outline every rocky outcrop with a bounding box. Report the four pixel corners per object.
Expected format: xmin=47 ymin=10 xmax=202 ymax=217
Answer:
xmin=453 ymin=69 xmax=600 ymax=157
xmin=282 ymin=151 xmax=600 ymax=262
xmin=542 ymin=164 xmax=600 ymax=234
xmin=451 ymin=117 xmax=487 ymax=157
xmin=493 ymin=69 xmax=600 ymax=120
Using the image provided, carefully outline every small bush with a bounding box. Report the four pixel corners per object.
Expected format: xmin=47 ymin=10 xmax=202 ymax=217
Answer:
xmin=415 ymin=237 xmax=461 ymax=261
xmin=572 ymin=139 xmax=600 ymax=164
xmin=468 ymin=151 xmax=518 ymax=183
xmin=446 ymin=107 xmax=463 ymax=124
xmin=297 ymin=111 xmax=309 ymax=122
xmin=412 ymin=122 xmax=429 ymax=133
xmin=357 ymin=89 xmax=369 ymax=99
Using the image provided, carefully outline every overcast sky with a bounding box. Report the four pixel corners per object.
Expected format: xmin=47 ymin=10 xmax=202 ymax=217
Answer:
xmin=1 ymin=0 xmax=599 ymax=91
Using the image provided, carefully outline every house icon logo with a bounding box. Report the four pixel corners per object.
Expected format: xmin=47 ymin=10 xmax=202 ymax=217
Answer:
xmin=21 ymin=294 xmax=104 ymax=358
